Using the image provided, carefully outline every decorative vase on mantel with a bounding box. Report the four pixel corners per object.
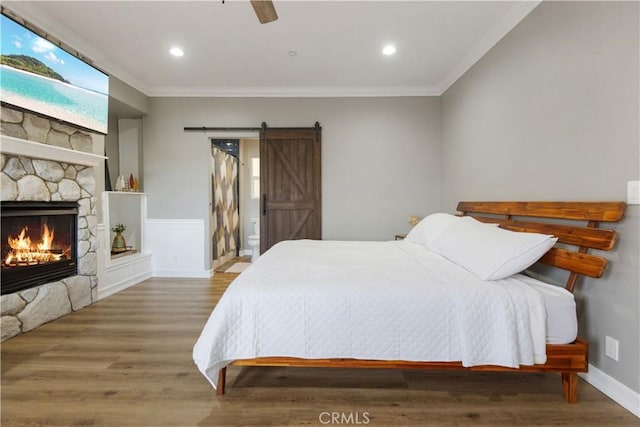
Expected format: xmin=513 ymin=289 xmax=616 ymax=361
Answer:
xmin=111 ymin=223 xmax=127 ymax=253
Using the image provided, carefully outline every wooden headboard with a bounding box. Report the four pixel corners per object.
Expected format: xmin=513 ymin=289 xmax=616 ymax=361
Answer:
xmin=456 ymin=201 xmax=626 ymax=293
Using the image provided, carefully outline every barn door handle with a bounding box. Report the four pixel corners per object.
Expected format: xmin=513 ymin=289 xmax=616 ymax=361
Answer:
xmin=262 ymin=194 xmax=267 ymax=216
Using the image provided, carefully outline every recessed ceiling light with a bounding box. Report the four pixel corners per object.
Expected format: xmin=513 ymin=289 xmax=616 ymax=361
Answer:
xmin=382 ymin=44 xmax=396 ymax=56
xmin=288 ymin=50 xmax=297 ymax=57
xmin=169 ymin=47 xmax=184 ymax=57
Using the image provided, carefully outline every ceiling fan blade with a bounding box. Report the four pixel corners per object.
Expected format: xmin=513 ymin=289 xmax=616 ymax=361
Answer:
xmin=250 ymin=0 xmax=278 ymax=24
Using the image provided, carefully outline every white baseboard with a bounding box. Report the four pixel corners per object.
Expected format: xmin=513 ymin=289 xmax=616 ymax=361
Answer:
xmin=152 ymin=268 xmax=213 ymax=278
xmin=580 ymin=364 xmax=640 ymax=417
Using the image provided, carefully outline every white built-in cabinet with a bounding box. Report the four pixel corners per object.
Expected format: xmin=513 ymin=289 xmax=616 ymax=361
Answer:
xmin=97 ymin=191 xmax=152 ymax=299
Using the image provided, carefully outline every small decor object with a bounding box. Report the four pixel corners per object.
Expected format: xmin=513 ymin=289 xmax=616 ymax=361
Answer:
xmin=129 ymin=174 xmax=135 ymax=190
xmin=111 ymin=223 xmax=127 ymax=253
xmin=115 ymin=175 xmax=125 ymax=191
xmin=408 ymin=215 xmax=421 ymax=227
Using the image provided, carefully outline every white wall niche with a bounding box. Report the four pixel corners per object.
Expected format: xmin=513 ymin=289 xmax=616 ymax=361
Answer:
xmin=98 ymin=191 xmax=152 ymax=299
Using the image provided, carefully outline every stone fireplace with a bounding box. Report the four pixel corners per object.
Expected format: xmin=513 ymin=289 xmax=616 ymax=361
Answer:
xmin=1 ymin=106 xmax=102 ymax=341
xmin=1 ymin=201 xmax=78 ymax=295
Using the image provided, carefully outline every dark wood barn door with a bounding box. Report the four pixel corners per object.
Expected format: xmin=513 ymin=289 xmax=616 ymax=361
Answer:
xmin=260 ymin=123 xmax=321 ymax=253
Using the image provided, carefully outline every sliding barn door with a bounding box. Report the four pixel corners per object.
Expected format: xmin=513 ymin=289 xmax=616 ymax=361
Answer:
xmin=260 ymin=123 xmax=321 ymax=253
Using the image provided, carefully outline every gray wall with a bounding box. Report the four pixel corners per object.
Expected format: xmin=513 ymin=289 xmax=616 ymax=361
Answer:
xmin=117 ymin=118 xmax=144 ymax=190
xmin=441 ymin=1 xmax=639 ymax=392
xmin=143 ymin=97 xmax=442 ymax=269
xmin=109 ymin=77 xmax=150 ymax=117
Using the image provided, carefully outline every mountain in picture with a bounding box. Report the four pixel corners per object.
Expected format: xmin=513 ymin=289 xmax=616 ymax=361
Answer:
xmin=1 ymin=54 xmax=70 ymax=84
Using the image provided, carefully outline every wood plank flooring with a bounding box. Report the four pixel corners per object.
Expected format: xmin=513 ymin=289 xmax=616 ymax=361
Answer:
xmin=2 ymin=272 xmax=637 ymax=426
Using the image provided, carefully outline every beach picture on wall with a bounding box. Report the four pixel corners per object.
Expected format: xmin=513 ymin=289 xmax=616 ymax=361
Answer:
xmin=0 ymin=14 xmax=109 ymax=134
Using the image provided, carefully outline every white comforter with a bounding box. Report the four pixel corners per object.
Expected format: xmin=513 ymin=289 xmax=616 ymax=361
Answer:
xmin=193 ymin=240 xmax=547 ymax=389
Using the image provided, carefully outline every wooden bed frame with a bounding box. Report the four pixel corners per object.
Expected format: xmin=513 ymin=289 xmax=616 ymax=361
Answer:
xmin=215 ymin=201 xmax=626 ymax=403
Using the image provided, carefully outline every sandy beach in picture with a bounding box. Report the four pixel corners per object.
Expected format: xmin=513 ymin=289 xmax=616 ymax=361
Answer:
xmin=1 ymin=64 xmax=108 ymax=133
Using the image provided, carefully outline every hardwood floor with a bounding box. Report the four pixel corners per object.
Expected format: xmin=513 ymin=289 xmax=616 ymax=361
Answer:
xmin=215 ymin=256 xmax=251 ymax=273
xmin=2 ymin=272 xmax=637 ymax=426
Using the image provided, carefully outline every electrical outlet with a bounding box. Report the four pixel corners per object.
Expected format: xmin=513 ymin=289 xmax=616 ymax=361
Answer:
xmin=628 ymin=180 xmax=640 ymax=205
xmin=605 ymin=336 xmax=619 ymax=361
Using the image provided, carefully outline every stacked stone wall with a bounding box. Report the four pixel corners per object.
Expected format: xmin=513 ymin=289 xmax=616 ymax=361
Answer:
xmin=1 ymin=106 xmax=93 ymax=152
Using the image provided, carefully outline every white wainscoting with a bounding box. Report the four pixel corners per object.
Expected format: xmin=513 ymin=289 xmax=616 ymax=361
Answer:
xmin=97 ymin=223 xmax=153 ymax=300
xmin=98 ymin=254 xmax=153 ymax=300
xmin=146 ymin=219 xmax=212 ymax=278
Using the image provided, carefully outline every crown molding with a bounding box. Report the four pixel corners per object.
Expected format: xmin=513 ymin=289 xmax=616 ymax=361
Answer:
xmin=147 ymin=86 xmax=441 ymax=98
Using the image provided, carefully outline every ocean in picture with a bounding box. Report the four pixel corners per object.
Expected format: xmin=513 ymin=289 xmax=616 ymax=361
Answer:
xmin=1 ymin=64 xmax=108 ymax=134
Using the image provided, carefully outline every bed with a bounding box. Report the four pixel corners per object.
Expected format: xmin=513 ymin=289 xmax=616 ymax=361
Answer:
xmin=193 ymin=201 xmax=626 ymax=403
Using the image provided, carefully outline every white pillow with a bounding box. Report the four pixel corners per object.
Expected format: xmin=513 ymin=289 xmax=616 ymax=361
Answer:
xmin=405 ymin=213 xmax=460 ymax=248
xmin=429 ymin=216 xmax=558 ymax=280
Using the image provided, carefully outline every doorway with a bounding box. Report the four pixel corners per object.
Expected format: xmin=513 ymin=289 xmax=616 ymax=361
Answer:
xmin=205 ymin=123 xmax=321 ymax=265
xmin=238 ymin=138 xmax=260 ymax=258
xmin=210 ymin=139 xmax=240 ymax=264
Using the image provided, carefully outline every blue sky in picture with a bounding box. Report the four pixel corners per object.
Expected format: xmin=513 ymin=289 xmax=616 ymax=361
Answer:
xmin=1 ymin=14 xmax=108 ymax=95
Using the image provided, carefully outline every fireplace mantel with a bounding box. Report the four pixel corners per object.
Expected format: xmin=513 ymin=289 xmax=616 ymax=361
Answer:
xmin=1 ymin=135 xmax=106 ymax=166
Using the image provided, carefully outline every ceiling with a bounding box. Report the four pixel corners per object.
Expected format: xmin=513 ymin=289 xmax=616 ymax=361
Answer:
xmin=4 ymin=1 xmax=540 ymax=98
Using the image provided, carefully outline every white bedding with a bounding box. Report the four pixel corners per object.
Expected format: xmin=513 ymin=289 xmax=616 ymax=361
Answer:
xmin=193 ymin=239 xmax=569 ymax=390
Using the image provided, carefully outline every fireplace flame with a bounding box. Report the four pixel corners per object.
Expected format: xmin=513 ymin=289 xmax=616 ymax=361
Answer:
xmin=8 ymin=227 xmax=32 ymax=250
xmin=4 ymin=225 xmax=65 ymax=266
xmin=38 ymin=225 xmax=55 ymax=251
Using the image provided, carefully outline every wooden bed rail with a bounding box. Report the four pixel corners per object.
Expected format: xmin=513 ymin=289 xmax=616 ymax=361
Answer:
xmin=456 ymin=201 xmax=626 ymax=292
xmin=217 ymin=339 xmax=589 ymax=403
xmin=456 ymin=201 xmax=626 ymax=222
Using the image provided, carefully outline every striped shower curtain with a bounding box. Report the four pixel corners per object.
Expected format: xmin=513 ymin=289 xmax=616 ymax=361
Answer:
xmin=211 ymin=145 xmax=239 ymax=262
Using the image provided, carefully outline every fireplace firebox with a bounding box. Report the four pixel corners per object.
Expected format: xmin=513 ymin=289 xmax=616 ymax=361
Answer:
xmin=1 ymin=201 xmax=78 ymax=295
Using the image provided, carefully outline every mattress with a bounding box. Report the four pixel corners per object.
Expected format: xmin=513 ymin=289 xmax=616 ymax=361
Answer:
xmin=515 ymin=275 xmax=577 ymax=344
xmin=193 ymin=239 xmax=576 ymax=390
